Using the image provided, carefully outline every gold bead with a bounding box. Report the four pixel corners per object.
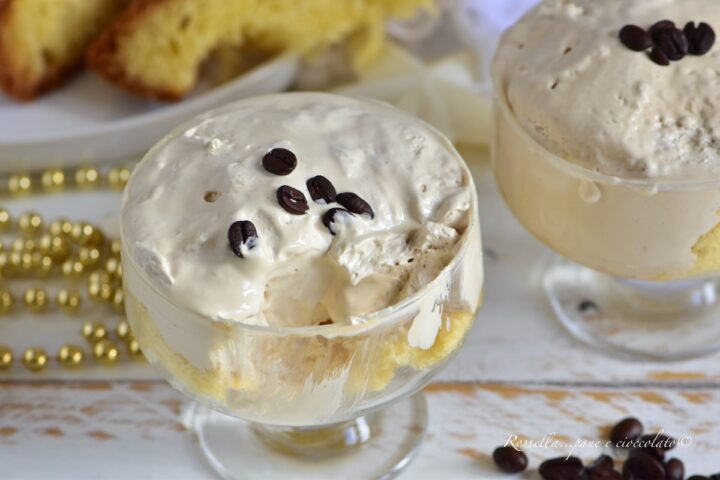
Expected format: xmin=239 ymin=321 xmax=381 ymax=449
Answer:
xmin=32 ymin=254 xmax=54 ymax=277
xmin=23 ymin=287 xmax=48 ymax=312
xmin=0 ymin=290 xmax=13 ymax=313
xmin=71 ymin=223 xmax=104 ymax=247
xmin=107 ymin=167 xmax=131 ymax=190
xmin=18 ymin=252 xmax=34 ymax=275
xmin=82 ymin=321 xmax=107 ymax=343
xmin=8 ymin=174 xmax=32 ymax=196
xmin=39 ymin=234 xmax=70 ymax=261
xmin=111 ymin=288 xmax=124 ymax=312
xmin=49 ymin=219 xmax=74 ymax=237
xmin=88 ymin=281 xmax=113 ymax=301
xmin=6 ymin=251 xmax=22 ymax=276
xmin=78 ymin=247 xmax=102 ymax=268
xmin=41 ymin=169 xmax=65 ymax=190
xmin=105 ymin=257 xmax=121 ymax=277
xmin=0 ymin=209 xmax=12 ymax=232
xmin=61 ymin=259 xmax=84 ymax=277
xmin=57 ymin=289 xmax=82 ymax=313
xmin=12 ymin=237 xmax=36 ymax=252
xmin=18 ymin=211 xmax=43 ymax=234
xmin=93 ymin=339 xmax=119 ymax=364
xmin=57 ymin=345 xmax=84 ymax=368
xmin=127 ymin=338 xmax=144 ymax=359
xmin=88 ymin=270 xmax=111 ymax=287
xmin=110 ymin=239 xmax=122 ymax=257
xmin=75 ymin=167 xmax=100 ymax=189
xmin=116 ymin=320 xmax=131 ymax=340
xmin=0 ymin=346 xmax=12 ymax=369
xmin=22 ymin=347 xmax=47 ymax=371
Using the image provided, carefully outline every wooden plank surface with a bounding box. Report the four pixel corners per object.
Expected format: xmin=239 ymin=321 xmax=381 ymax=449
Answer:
xmin=1 ymin=381 xmax=718 ymax=479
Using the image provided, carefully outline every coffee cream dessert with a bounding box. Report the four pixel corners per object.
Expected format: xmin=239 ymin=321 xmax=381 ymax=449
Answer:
xmin=121 ymin=93 xmax=482 ymax=425
xmin=493 ymin=0 xmax=720 ymax=280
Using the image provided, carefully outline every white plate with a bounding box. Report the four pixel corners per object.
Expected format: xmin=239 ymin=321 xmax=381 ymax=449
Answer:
xmin=0 ymin=55 xmax=300 ymax=172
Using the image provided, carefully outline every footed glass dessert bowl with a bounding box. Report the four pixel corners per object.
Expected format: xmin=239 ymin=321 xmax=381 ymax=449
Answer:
xmin=121 ymin=93 xmax=483 ymax=478
xmin=491 ymin=0 xmax=720 ymax=360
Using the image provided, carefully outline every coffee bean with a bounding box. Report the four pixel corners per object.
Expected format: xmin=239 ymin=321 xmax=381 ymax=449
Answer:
xmin=710 ymin=474 xmax=720 ymax=480
xmin=322 ymin=208 xmax=351 ymax=235
xmin=492 ymin=446 xmax=528 ymax=473
xmin=227 ymin=220 xmax=257 ymax=258
xmin=336 ymin=192 xmax=374 ymax=218
xmin=629 ymin=447 xmax=665 ymax=463
xmin=262 ymin=148 xmax=297 ymax=176
xmin=318 ymin=319 xmax=333 ymax=326
xmin=589 ymin=470 xmax=622 ymax=480
xmin=685 ymin=22 xmax=716 ymax=55
xmin=648 ymin=47 xmax=670 ymax=66
xmin=276 ymin=185 xmax=309 ymax=215
xmin=640 ymin=433 xmax=676 ymax=451
xmin=610 ymin=418 xmax=643 ymax=445
xmin=649 ymin=20 xmax=676 ymax=41
xmin=588 ymin=454 xmax=615 ymax=473
xmin=539 ymin=457 xmax=585 ymax=480
xmin=622 ymin=454 xmax=665 ymax=480
xmin=306 ymin=175 xmax=337 ymax=204
xmin=687 ymin=476 xmax=711 ymax=480
xmin=619 ymin=25 xmax=653 ymax=51
xmin=664 ymin=458 xmax=685 ymax=480
xmin=656 ymin=28 xmax=688 ymax=61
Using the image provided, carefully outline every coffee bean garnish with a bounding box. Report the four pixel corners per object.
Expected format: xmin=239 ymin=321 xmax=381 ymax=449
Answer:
xmin=610 ymin=417 xmax=643 ymax=445
xmin=685 ymin=22 xmax=716 ymax=55
xmin=492 ymin=446 xmax=528 ymax=473
xmin=665 ymin=459 xmax=685 ymax=480
xmin=588 ymin=454 xmax=615 ymax=474
xmin=276 ymin=185 xmax=309 ymax=215
xmin=539 ymin=457 xmax=585 ymax=480
xmin=263 ymin=148 xmax=297 ymax=176
xmin=656 ymin=28 xmax=688 ymax=61
xmin=619 ymin=25 xmax=653 ymax=51
xmin=622 ymin=454 xmax=665 ymax=480
xmin=589 ymin=470 xmax=622 ymax=480
xmin=648 ymin=47 xmax=670 ymax=66
xmin=322 ymin=208 xmax=351 ymax=235
xmin=227 ymin=220 xmax=258 ymax=258
xmin=336 ymin=192 xmax=374 ymax=218
xmin=629 ymin=446 xmax=665 ymax=463
xmin=306 ymin=175 xmax=337 ymax=204
xmin=649 ymin=20 xmax=676 ymax=41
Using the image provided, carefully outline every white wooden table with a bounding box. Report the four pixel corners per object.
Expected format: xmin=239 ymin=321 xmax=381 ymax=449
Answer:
xmin=1 ymin=150 xmax=719 ymax=479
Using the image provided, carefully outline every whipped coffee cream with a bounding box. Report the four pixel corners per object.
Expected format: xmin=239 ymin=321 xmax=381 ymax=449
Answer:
xmin=494 ymin=0 xmax=720 ymax=180
xmin=121 ymin=93 xmax=479 ymax=327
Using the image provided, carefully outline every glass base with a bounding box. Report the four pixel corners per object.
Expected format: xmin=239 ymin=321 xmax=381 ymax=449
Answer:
xmin=185 ymin=393 xmax=428 ymax=480
xmin=542 ymin=255 xmax=720 ymax=361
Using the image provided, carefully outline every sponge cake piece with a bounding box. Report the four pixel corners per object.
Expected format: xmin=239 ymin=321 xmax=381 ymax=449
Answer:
xmin=87 ymin=0 xmax=432 ymax=101
xmin=0 ymin=0 xmax=127 ymax=100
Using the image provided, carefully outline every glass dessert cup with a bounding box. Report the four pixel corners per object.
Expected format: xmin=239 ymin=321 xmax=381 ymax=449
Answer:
xmin=492 ymin=82 xmax=720 ymax=361
xmin=121 ymin=209 xmax=482 ymax=479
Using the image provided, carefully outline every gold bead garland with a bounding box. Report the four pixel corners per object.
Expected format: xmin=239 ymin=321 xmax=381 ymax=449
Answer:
xmin=0 ymin=163 xmax=144 ymax=372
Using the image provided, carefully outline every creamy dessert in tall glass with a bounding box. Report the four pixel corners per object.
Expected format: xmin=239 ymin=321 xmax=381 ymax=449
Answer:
xmin=121 ymin=93 xmax=483 ymax=478
xmin=493 ymin=0 xmax=720 ymax=359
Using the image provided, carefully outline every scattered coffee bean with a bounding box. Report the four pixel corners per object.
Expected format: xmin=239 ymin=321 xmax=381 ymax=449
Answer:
xmin=336 ymin=192 xmax=374 ymax=218
xmin=539 ymin=457 xmax=585 ymax=480
xmin=685 ymin=22 xmax=716 ymax=55
xmin=227 ymin=220 xmax=257 ymax=258
xmin=322 ymin=208 xmax=351 ymax=235
xmin=648 ymin=47 xmax=670 ymax=66
xmin=687 ymin=476 xmax=711 ymax=480
xmin=619 ymin=25 xmax=653 ymax=51
xmin=622 ymin=454 xmax=665 ymax=480
xmin=664 ymin=458 xmax=685 ymax=480
xmin=492 ymin=446 xmax=528 ymax=473
xmin=276 ymin=185 xmax=309 ymax=215
xmin=655 ymin=28 xmax=688 ymax=60
xmin=262 ymin=148 xmax=297 ymax=176
xmin=649 ymin=19 xmax=676 ymax=41
xmin=588 ymin=454 xmax=615 ymax=473
xmin=640 ymin=433 xmax=676 ymax=451
xmin=306 ymin=175 xmax=337 ymax=204
xmin=629 ymin=447 xmax=665 ymax=463
xmin=610 ymin=417 xmax=643 ymax=445
xmin=589 ymin=470 xmax=622 ymax=480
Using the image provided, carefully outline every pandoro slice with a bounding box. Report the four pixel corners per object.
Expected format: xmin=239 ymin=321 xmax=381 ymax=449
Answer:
xmin=87 ymin=0 xmax=433 ymax=101
xmin=0 ymin=0 xmax=128 ymax=101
